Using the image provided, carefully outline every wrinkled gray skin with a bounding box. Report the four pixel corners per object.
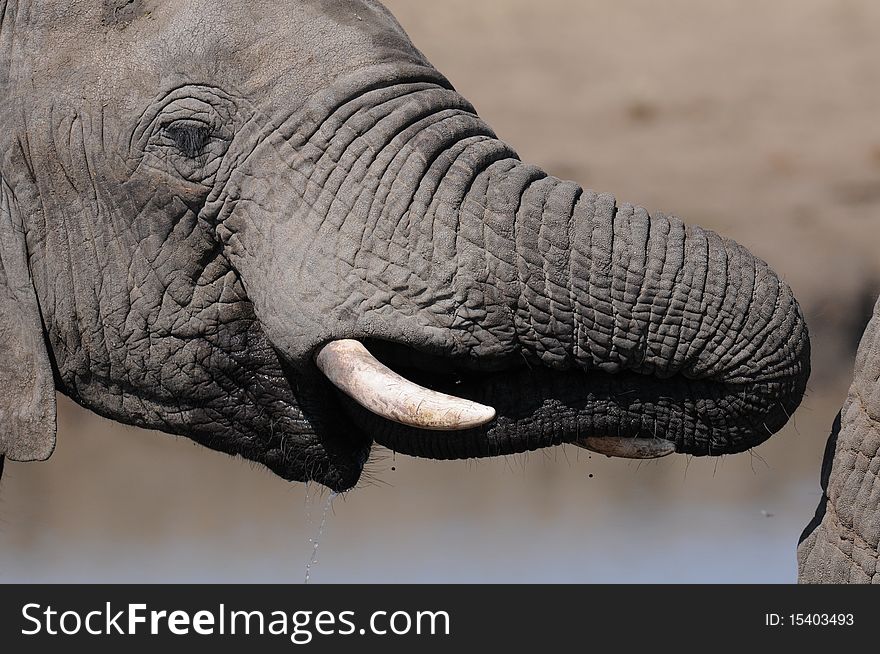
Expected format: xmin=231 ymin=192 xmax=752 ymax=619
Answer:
xmin=0 ymin=0 xmax=810 ymax=492
xmin=799 ymin=298 xmax=880 ymax=583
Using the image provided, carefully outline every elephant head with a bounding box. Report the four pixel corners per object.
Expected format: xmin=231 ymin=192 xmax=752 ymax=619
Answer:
xmin=0 ymin=0 xmax=810 ymax=492
xmin=799 ymin=297 xmax=880 ymax=583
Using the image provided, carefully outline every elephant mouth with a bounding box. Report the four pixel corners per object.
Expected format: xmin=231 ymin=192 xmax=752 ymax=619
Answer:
xmin=309 ymin=338 xmax=800 ymax=462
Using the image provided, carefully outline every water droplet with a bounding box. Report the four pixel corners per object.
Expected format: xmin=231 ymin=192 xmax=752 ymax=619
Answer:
xmin=304 ymin=491 xmax=337 ymax=584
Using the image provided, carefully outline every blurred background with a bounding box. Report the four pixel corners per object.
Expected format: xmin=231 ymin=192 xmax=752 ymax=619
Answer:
xmin=2 ymin=0 xmax=880 ymax=583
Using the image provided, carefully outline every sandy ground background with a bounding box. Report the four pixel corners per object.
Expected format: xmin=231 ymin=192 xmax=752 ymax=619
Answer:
xmin=2 ymin=0 xmax=880 ymax=582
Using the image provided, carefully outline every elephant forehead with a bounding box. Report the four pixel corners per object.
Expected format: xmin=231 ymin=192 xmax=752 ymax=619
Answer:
xmin=17 ymin=0 xmax=427 ymax=117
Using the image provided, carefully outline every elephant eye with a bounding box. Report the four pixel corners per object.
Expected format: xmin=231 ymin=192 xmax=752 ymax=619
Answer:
xmin=163 ymin=122 xmax=212 ymax=159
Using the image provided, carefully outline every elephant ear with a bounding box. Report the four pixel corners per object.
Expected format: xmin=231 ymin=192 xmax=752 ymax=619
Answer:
xmin=0 ymin=174 xmax=56 ymax=464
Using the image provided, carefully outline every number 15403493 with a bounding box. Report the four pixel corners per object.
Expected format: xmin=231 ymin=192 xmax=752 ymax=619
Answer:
xmin=765 ymin=613 xmax=854 ymax=627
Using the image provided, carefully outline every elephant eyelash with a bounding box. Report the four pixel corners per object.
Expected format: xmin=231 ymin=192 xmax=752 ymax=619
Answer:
xmin=163 ymin=122 xmax=213 ymax=160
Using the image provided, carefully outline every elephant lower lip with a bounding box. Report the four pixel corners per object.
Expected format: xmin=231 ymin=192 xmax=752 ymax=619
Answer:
xmin=319 ymin=345 xmax=803 ymax=461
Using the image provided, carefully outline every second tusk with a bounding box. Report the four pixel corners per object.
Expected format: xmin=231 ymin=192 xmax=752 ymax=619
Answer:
xmin=576 ymin=437 xmax=676 ymax=459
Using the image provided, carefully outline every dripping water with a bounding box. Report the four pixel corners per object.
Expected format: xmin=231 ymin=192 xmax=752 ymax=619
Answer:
xmin=304 ymin=484 xmax=314 ymax=530
xmin=304 ymin=491 xmax=338 ymax=584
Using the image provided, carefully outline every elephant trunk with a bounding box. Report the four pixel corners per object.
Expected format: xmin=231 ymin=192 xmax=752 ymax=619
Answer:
xmin=219 ymin=65 xmax=810 ymax=461
xmin=366 ymin=149 xmax=809 ymax=458
xmin=798 ymin=298 xmax=880 ymax=583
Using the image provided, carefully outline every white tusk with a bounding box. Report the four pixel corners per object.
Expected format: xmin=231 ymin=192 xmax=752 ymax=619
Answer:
xmin=314 ymin=339 xmax=496 ymax=431
xmin=575 ymin=437 xmax=676 ymax=459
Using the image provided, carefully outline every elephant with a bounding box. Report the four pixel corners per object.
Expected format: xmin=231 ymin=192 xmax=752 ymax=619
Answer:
xmin=798 ymin=297 xmax=880 ymax=583
xmin=0 ymin=0 xmax=810 ymax=498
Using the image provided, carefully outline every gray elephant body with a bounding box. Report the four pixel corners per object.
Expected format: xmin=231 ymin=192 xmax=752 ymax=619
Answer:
xmin=0 ymin=1 xmax=809 ymax=492
xmin=799 ymin=297 xmax=880 ymax=583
